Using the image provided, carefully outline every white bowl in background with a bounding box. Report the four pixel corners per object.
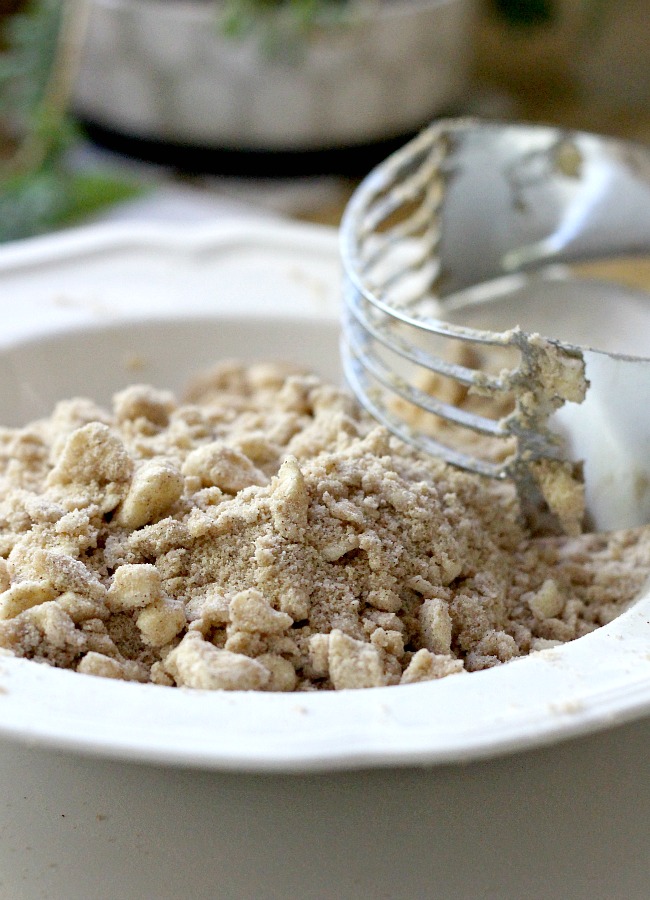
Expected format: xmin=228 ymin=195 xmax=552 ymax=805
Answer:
xmin=0 ymin=219 xmax=649 ymax=775
xmin=73 ymin=0 xmax=476 ymax=152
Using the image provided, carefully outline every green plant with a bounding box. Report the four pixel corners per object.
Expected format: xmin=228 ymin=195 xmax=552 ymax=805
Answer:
xmin=220 ymin=0 xmax=357 ymax=57
xmin=0 ymin=0 xmax=142 ymax=242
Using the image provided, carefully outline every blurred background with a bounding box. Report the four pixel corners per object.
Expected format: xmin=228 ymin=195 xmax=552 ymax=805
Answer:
xmin=0 ymin=0 xmax=649 ymax=240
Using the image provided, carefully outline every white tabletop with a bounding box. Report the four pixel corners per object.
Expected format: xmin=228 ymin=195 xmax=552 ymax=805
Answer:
xmin=1 ymin=716 xmax=649 ymax=900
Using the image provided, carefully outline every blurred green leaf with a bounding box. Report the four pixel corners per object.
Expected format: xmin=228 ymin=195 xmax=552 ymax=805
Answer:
xmin=0 ymin=168 xmax=67 ymax=241
xmin=0 ymin=0 xmax=146 ymax=241
xmin=219 ymin=0 xmax=352 ymax=58
xmin=0 ymin=164 xmax=144 ymax=242
xmin=59 ymin=170 xmax=144 ymax=224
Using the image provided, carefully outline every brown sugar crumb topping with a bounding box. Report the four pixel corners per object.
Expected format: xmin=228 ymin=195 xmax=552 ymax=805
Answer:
xmin=0 ymin=360 xmax=648 ymax=691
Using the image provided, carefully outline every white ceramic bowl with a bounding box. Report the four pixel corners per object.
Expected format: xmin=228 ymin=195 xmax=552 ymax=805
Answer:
xmin=74 ymin=0 xmax=476 ymax=151
xmin=0 ymin=219 xmax=649 ymax=775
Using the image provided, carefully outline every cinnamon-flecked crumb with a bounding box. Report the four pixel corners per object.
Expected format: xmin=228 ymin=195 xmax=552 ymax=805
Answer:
xmin=0 ymin=361 xmax=647 ymax=691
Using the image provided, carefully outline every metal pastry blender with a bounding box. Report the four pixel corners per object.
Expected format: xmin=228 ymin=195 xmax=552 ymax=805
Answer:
xmin=340 ymin=119 xmax=650 ymax=532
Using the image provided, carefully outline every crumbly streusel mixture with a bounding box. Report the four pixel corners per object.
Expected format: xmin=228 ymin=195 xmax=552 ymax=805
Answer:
xmin=0 ymin=361 xmax=647 ymax=691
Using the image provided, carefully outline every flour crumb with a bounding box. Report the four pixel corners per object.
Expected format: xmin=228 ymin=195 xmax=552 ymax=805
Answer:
xmin=0 ymin=362 xmax=647 ymax=691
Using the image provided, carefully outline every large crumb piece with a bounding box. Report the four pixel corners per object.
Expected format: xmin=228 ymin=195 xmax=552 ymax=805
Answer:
xmin=106 ymin=564 xmax=163 ymax=611
xmin=0 ymin=359 xmax=646 ymax=691
xmin=400 ymin=649 xmax=465 ymax=684
xmin=418 ymin=598 xmax=453 ymax=655
xmin=136 ymin=598 xmax=185 ymax=647
xmin=228 ymin=588 xmax=293 ymax=634
xmin=47 ymin=422 xmax=133 ymax=491
xmin=529 ymin=459 xmax=586 ymax=538
xmin=0 ymin=580 xmax=57 ymax=619
xmin=77 ymin=651 xmax=148 ymax=682
xmin=164 ymin=632 xmax=270 ymax=691
xmin=327 ymin=629 xmax=385 ymax=689
xmin=116 ymin=460 xmax=184 ymax=529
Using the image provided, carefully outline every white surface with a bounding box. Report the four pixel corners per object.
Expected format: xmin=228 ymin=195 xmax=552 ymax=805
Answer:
xmin=1 ymin=716 xmax=650 ymax=900
xmin=0 ymin=220 xmax=649 ymax=898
